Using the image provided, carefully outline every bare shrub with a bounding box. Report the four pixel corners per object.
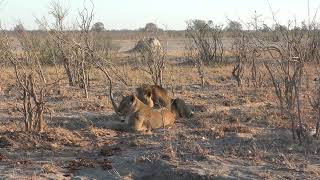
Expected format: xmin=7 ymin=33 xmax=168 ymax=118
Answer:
xmin=230 ymin=25 xmax=249 ymax=87
xmin=260 ymin=23 xmax=308 ymax=142
xmin=233 ymin=10 xmax=320 ymax=143
xmin=231 ymin=56 xmax=244 ymax=87
xmin=73 ymin=2 xmax=95 ymax=98
xmin=133 ymin=37 xmax=165 ymax=86
xmin=36 ymin=1 xmax=94 ymax=98
xmin=186 ymin=19 xmax=224 ymax=86
xmin=308 ymin=74 xmax=320 ymax=138
xmin=0 ymin=31 xmax=60 ymax=132
xmin=38 ymin=1 xmax=124 ymax=98
xmin=46 ymin=1 xmax=76 ymax=86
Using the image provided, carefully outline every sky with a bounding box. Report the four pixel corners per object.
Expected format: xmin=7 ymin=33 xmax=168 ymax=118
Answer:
xmin=0 ymin=0 xmax=319 ymax=30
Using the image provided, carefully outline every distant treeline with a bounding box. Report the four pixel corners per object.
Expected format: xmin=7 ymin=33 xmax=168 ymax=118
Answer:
xmin=1 ymin=30 xmax=186 ymax=40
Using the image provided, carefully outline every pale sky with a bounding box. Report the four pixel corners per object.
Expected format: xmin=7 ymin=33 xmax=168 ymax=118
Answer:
xmin=0 ymin=0 xmax=319 ymax=30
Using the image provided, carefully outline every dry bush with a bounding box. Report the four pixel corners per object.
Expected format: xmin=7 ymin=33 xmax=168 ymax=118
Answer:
xmin=236 ymin=13 xmax=320 ymax=142
xmin=0 ymin=31 xmax=60 ymax=132
xmin=132 ymin=37 xmax=166 ymax=86
xmin=262 ymin=23 xmax=309 ymax=142
xmin=46 ymin=1 xmax=93 ymax=98
xmin=185 ymin=19 xmax=224 ymax=86
xmin=308 ymin=74 xmax=320 ymax=138
xmin=230 ymin=24 xmax=247 ymax=87
xmin=38 ymin=1 xmax=94 ymax=98
xmin=37 ymin=1 xmax=126 ymax=99
xmin=230 ymin=20 xmax=267 ymax=88
xmin=0 ymin=0 xmax=126 ymax=132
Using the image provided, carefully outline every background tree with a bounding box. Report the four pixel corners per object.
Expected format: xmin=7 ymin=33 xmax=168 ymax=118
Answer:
xmin=225 ymin=20 xmax=242 ymax=32
xmin=301 ymin=21 xmax=308 ymax=31
xmin=91 ymin=22 xmax=105 ymax=32
xmin=144 ymin=22 xmax=159 ymax=32
xmin=189 ymin=19 xmax=207 ymax=30
xmin=13 ymin=22 xmax=25 ymax=33
xmin=274 ymin=24 xmax=287 ymax=31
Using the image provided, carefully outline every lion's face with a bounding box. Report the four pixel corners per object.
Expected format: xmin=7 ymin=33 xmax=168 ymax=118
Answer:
xmin=117 ymin=95 xmax=135 ymax=117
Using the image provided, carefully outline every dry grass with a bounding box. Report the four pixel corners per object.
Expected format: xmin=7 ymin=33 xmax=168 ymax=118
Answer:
xmin=0 ymin=47 xmax=320 ymax=179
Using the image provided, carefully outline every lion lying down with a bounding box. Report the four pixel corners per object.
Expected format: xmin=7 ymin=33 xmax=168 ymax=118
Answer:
xmin=109 ymin=81 xmax=176 ymax=133
xmin=136 ymin=84 xmax=194 ymax=118
xmin=116 ymin=95 xmax=176 ymax=133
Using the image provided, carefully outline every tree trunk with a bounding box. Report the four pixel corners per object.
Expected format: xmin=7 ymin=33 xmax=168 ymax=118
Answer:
xmin=37 ymin=106 xmax=45 ymax=132
xmin=63 ymin=57 xmax=75 ymax=86
xmin=316 ymin=109 xmax=320 ymax=138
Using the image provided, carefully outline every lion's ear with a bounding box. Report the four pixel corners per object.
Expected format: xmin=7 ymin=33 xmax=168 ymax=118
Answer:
xmin=130 ymin=95 xmax=137 ymax=104
xmin=146 ymin=91 xmax=152 ymax=98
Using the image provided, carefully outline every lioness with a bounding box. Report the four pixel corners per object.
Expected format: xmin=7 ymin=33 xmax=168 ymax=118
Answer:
xmin=116 ymin=95 xmax=175 ymax=132
xmin=136 ymin=84 xmax=171 ymax=109
xmin=109 ymin=81 xmax=175 ymax=133
xmin=136 ymin=84 xmax=194 ymax=118
xmin=136 ymin=88 xmax=154 ymax=108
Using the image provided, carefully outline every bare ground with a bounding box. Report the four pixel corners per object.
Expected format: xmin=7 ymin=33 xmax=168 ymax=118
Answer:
xmin=0 ymin=42 xmax=319 ymax=180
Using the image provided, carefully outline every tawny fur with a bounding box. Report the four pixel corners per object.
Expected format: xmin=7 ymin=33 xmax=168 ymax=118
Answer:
xmin=136 ymin=84 xmax=194 ymax=118
xmin=136 ymin=84 xmax=171 ymax=109
xmin=117 ymin=95 xmax=176 ymax=132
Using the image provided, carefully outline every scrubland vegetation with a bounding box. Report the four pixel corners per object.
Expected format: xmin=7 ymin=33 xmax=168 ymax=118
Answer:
xmin=0 ymin=1 xmax=319 ymax=179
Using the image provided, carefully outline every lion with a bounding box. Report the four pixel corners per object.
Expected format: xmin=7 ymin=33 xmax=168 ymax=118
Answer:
xmin=135 ymin=87 xmax=154 ymax=108
xmin=117 ymin=95 xmax=175 ymax=132
xmin=109 ymin=81 xmax=175 ymax=133
xmin=136 ymin=84 xmax=194 ymax=118
xmin=136 ymin=84 xmax=171 ymax=109
xmin=171 ymin=98 xmax=194 ymax=118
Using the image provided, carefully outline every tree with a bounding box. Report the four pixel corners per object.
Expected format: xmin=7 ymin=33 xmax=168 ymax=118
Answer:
xmin=274 ymin=24 xmax=287 ymax=32
xmin=261 ymin=24 xmax=271 ymax=32
xmin=91 ymin=22 xmax=105 ymax=32
xmin=13 ymin=23 xmax=25 ymax=33
xmin=190 ymin=19 xmax=207 ymax=30
xmin=301 ymin=21 xmax=308 ymax=31
xmin=225 ymin=20 xmax=242 ymax=32
xmin=144 ymin=23 xmax=158 ymax=32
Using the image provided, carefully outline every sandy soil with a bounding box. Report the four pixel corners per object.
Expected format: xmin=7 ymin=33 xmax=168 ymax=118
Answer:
xmin=0 ymin=38 xmax=319 ymax=180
